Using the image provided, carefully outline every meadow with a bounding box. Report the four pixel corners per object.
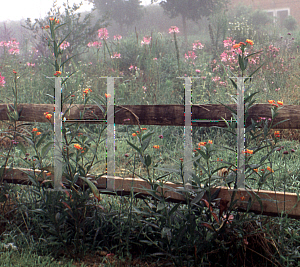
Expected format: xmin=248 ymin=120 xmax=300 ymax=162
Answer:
xmin=1 ymin=2 xmax=300 ymax=266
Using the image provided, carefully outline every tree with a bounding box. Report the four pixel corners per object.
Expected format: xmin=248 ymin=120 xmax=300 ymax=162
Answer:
xmin=91 ymin=0 xmax=143 ymax=33
xmin=153 ymin=0 xmax=228 ymax=42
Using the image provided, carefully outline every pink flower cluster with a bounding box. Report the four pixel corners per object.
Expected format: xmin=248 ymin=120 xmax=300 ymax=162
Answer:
xmin=129 ymin=65 xmax=138 ymax=71
xmin=111 ymin=52 xmax=121 ymax=59
xmin=60 ymin=41 xmax=70 ymax=50
xmin=192 ymin=41 xmax=204 ymax=50
xmin=26 ymin=62 xmax=35 ymax=67
xmin=169 ymin=26 xmax=179 ymax=34
xmin=98 ymin=28 xmax=109 ymax=40
xmin=0 ymin=73 xmax=5 ymax=87
xmin=87 ymin=41 xmax=102 ymax=48
xmin=141 ymin=36 xmax=151 ymax=46
xmin=0 ymin=39 xmax=20 ymax=55
xmin=185 ymin=51 xmax=197 ymax=60
xmin=114 ymin=35 xmax=122 ymax=41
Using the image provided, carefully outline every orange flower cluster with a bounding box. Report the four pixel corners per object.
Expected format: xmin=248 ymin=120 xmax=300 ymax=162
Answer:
xmin=233 ymin=39 xmax=254 ymax=49
xmin=268 ymin=100 xmax=283 ymax=107
xmin=83 ymin=88 xmax=92 ymax=96
xmin=274 ymin=131 xmax=280 ymax=138
xmin=267 ymin=166 xmax=274 ymax=173
xmin=74 ymin=143 xmax=83 ymax=150
xmin=198 ymin=140 xmax=212 ymax=147
xmin=54 ymin=71 xmax=62 ymax=76
xmin=246 ymin=39 xmax=254 ymax=45
xmin=242 ymin=149 xmax=253 ymax=154
xmin=105 ymin=93 xmax=111 ymax=98
xmin=36 ymin=132 xmax=41 ymax=136
xmin=44 ymin=25 xmax=50 ymax=29
xmin=141 ymin=128 xmax=147 ymax=131
xmin=32 ymin=128 xmax=38 ymax=132
xmin=253 ymin=168 xmax=258 ymax=173
xmin=132 ymin=133 xmax=137 ymax=137
xmin=44 ymin=112 xmax=52 ymax=120
xmin=153 ymin=145 xmax=160 ymax=149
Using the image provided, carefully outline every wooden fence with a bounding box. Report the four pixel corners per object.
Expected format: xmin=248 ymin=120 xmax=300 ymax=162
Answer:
xmin=1 ymin=103 xmax=300 ymax=218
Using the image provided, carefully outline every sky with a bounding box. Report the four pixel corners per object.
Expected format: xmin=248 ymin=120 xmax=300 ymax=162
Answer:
xmin=1 ymin=0 xmax=152 ymax=22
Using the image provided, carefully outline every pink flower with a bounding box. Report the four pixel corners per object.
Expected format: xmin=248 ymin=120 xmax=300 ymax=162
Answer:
xmin=26 ymin=62 xmax=35 ymax=67
xmin=184 ymin=51 xmax=197 ymax=60
xmin=195 ymin=69 xmax=201 ymax=73
xmin=8 ymin=48 xmax=19 ymax=55
xmin=212 ymin=77 xmax=221 ymax=82
xmin=87 ymin=41 xmax=102 ymax=48
xmin=114 ymin=35 xmax=122 ymax=41
xmin=60 ymin=41 xmax=70 ymax=50
xmin=223 ymin=37 xmax=235 ymax=48
xmin=98 ymin=28 xmax=109 ymax=40
xmin=141 ymin=36 xmax=151 ymax=46
xmin=111 ymin=52 xmax=121 ymax=59
xmin=192 ymin=41 xmax=204 ymax=50
xmin=169 ymin=26 xmax=180 ymax=33
xmin=129 ymin=65 xmax=134 ymax=71
xmin=0 ymin=73 xmax=5 ymax=87
xmin=153 ymin=58 xmax=157 ymax=60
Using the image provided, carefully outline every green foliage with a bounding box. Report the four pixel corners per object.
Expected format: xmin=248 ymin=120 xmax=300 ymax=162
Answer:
xmin=283 ymin=15 xmax=298 ymax=31
xmin=92 ymin=0 xmax=143 ymax=32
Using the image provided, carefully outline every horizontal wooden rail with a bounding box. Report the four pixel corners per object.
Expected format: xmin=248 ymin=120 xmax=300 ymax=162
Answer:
xmin=0 ymin=103 xmax=298 ymax=128
xmin=2 ymin=168 xmax=300 ymax=219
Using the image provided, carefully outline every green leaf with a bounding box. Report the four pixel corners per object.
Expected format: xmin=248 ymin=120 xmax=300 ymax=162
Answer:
xmin=127 ymin=140 xmax=141 ymax=155
xmin=144 ymin=154 xmax=151 ymax=167
xmin=41 ymin=141 xmax=54 ymax=158
xmin=238 ymin=54 xmax=245 ymax=71
xmin=80 ymin=176 xmax=101 ymax=201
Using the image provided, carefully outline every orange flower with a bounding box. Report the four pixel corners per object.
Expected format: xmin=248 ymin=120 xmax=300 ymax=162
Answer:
xmin=267 ymin=166 xmax=274 ymax=173
xmin=246 ymin=39 xmax=254 ymax=45
xmin=233 ymin=43 xmax=241 ymax=49
xmin=74 ymin=143 xmax=83 ymax=150
xmin=136 ymin=131 xmax=140 ymax=134
xmin=13 ymin=69 xmax=17 ymax=74
xmin=55 ymin=19 xmax=60 ymax=24
xmin=243 ymin=149 xmax=253 ymax=154
xmin=179 ymin=158 xmax=183 ymax=162
xmin=46 ymin=172 xmax=52 ymax=176
xmin=198 ymin=142 xmax=207 ymax=147
xmin=240 ymin=196 xmax=245 ymax=201
xmin=44 ymin=113 xmax=52 ymax=120
xmin=32 ymin=128 xmax=38 ymax=132
xmin=44 ymin=25 xmax=50 ymax=29
xmin=272 ymin=103 xmax=278 ymax=107
xmin=274 ymin=131 xmax=280 ymax=138
xmin=49 ymin=17 xmax=55 ymax=21
xmin=261 ymin=169 xmax=264 ymax=172
xmin=277 ymin=100 xmax=283 ymax=106
xmin=253 ymin=168 xmax=258 ymax=173
xmin=36 ymin=132 xmax=42 ymax=136
xmin=105 ymin=93 xmax=111 ymax=98
xmin=268 ymin=100 xmax=275 ymax=104
xmin=208 ymin=140 xmax=213 ymax=144
xmin=141 ymin=128 xmax=147 ymax=131
xmin=83 ymin=88 xmax=92 ymax=95
xmin=239 ymin=42 xmax=246 ymax=46
xmin=132 ymin=133 xmax=137 ymax=137
xmin=153 ymin=145 xmax=160 ymax=149
xmin=54 ymin=71 xmax=62 ymax=76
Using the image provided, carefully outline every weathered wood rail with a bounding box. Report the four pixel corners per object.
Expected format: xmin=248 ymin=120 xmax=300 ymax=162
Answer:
xmin=0 ymin=103 xmax=298 ymax=128
xmin=1 ymin=103 xmax=300 ymax=218
xmin=2 ymin=168 xmax=300 ymax=219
